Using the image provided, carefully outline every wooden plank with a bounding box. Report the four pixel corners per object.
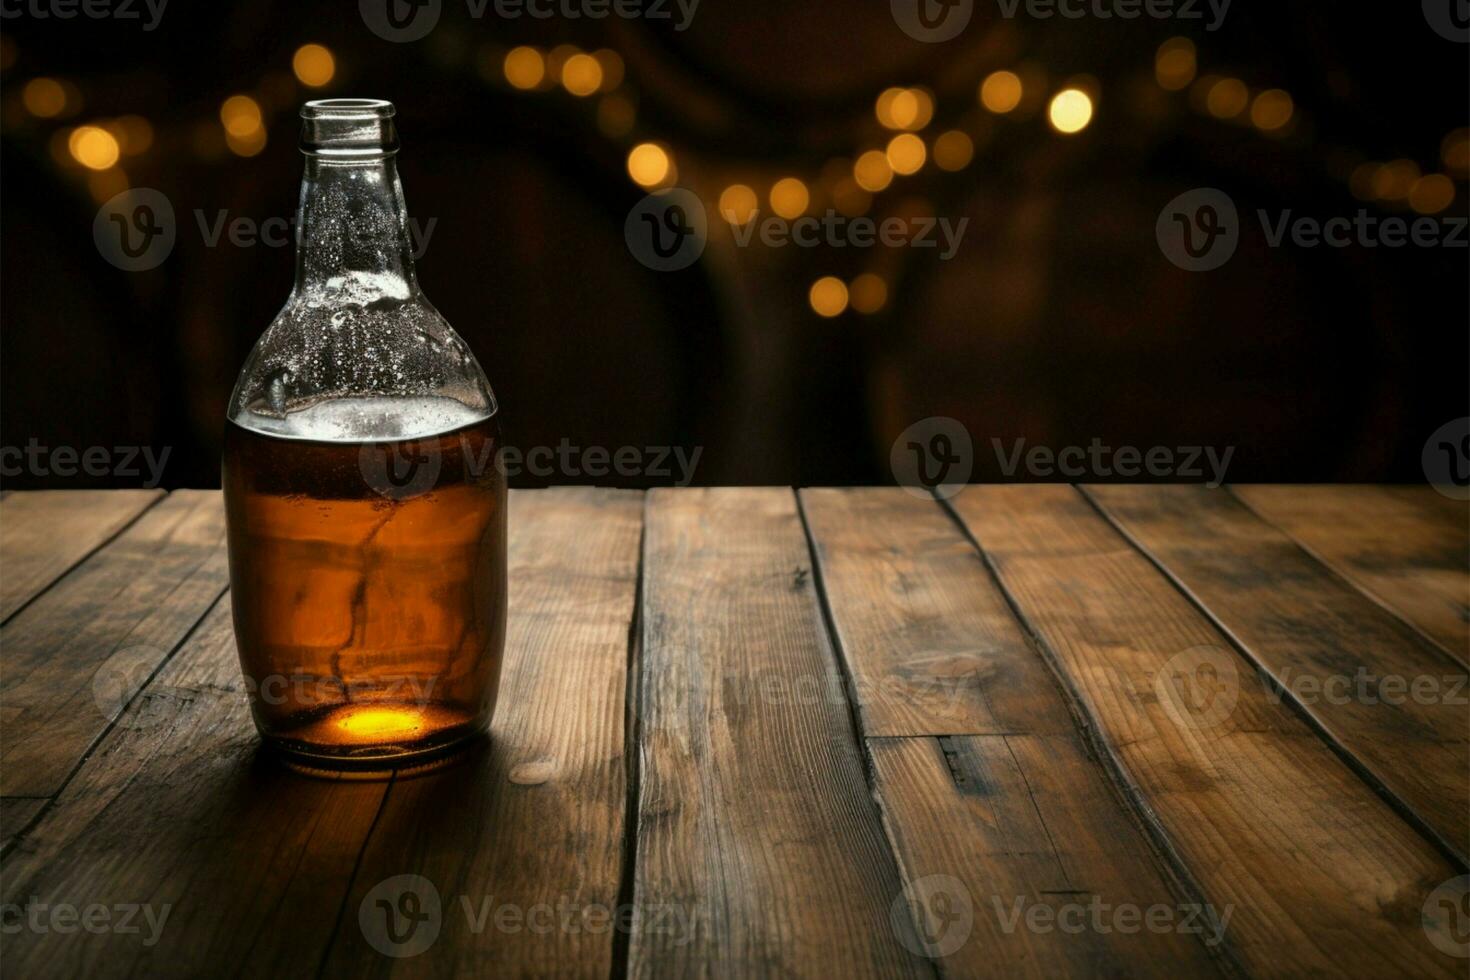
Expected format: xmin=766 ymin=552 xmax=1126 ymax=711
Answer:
xmin=632 ymin=488 xmax=925 ymax=977
xmin=949 ymin=486 xmax=1464 ymax=978
xmin=0 ymin=490 xmax=228 ymax=796
xmin=0 ymin=596 xmax=389 ymax=976
xmin=798 ymin=487 xmax=1074 ymax=737
xmin=1088 ymin=484 xmax=1469 ymax=862
xmin=322 ymin=487 xmax=644 ymax=975
xmin=0 ymin=489 xmax=163 ymax=622
xmin=0 ymin=797 xmax=47 ymax=850
xmin=802 ymin=487 xmax=1226 ymax=974
xmin=1232 ymin=485 xmax=1469 ymax=663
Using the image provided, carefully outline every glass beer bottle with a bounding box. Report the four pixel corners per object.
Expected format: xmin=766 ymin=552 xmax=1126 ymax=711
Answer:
xmin=223 ymin=99 xmax=506 ymax=771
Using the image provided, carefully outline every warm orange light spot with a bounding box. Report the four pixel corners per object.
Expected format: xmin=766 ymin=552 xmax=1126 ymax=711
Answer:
xmin=1372 ymin=159 xmax=1420 ymax=200
xmin=1249 ymin=89 xmax=1293 ymax=132
xmin=1205 ymin=78 xmax=1249 ymax=120
xmin=854 ymin=149 xmax=894 ymax=192
xmin=86 ymin=167 xmax=128 ymax=203
xmin=1154 ymin=38 xmax=1196 ymax=92
xmin=886 ymin=133 xmax=926 ymax=176
xmin=23 ymin=77 xmax=67 ymax=118
xmin=226 ymin=126 xmax=268 ymax=158
xmin=718 ymin=184 xmax=759 ymax=225
xmin=809 ymin=276 xmax=849 ymax=318
xmin=880 ymin=87 xmax=933 ymax=131
xmin=769 ymin=177 xmax=810 ymax=219
xmin=593 ymin=49 xmax=624 ymax=90
xmin=849 ymin=273 xmax=887 ymax=314
xmin=1047 ymin=89 xmax=1093 ymax=134
xmin=831 ymin=177 xmax=872 ymax=217
xmin=292 ymin=44 xmax=336 ymax=88
xmin=627 ymin=142 xmax=672 ymax=187
xmin=980 ymin=71 xmax=1023 ymax=114
xmin=111 ymin=115 xmax=154 ymax=155
xmin=68 ymin=126 xmax=120 ymax=170
xmin=561 ymin=53 xmax=603 ymax=97
xmin=932 ymin=130 xmax=974 ymax=172
xmin=1409 ymin=174 xmax=1455 ymax=214
xmin=503 ymin=46 xmax=546 ymax=90
xmin=220 ymin=95 xmax=263 ymax=137
xmin=335 ymin=706 xmax=425 ymax=740
xmin=1442 ymin=129 xmax=1469 ymax=176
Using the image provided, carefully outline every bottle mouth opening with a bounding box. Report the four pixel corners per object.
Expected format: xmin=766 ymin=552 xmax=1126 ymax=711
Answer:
xmin=300 ymin=99 xmax=399 ymax=159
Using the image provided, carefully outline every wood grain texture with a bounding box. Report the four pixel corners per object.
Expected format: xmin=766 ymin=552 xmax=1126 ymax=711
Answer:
xmin=0 ymin=596 xmax=390 ymax=977
xmin=0 ymin=490 xmax=229 ymax=796
xmin=0 ymin=490 xmax=163 ymax=622
xmin=869 ymin=735 xmax=1228 ymax=978
xmin=802 ymin=488 xmax=1225 ymax=974
xmin=632 ymin=488 xmax=925 ymax=978
xmin=322 ymin=487 xmax=644 ymax=977
xmin=1088 ymin=484 xmax=1469 ymax=862
xmin=799 ymin=487 xmax=1074 ymax=737
xmin=0 ymin=797 xmax=47 ymax=850
xmin=950 ymin=485 xmax=1463 ymax=978
xmin=1232 ymin=485 xmax=1469 ymax=662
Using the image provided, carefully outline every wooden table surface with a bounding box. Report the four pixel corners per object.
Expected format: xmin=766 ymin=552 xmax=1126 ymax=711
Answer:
xmin=1 ymin=486 xmax=1466 ymax=977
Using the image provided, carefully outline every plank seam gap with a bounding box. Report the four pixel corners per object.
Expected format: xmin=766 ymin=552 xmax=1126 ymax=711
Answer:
xmin=608 ymin=499 xmax=647 ymax=980
xmin=795 ymin=489 xmax=943 ymax=980
xmin=0 ymin=577 xmax=229 ymax=862
xmin=0 ymin=490 xmax=170 ymax=630
xmin=936 ymin=489 xmax=1250 ymax=979
xmin=1078 ymin=485 xmax=1469 ymax=870
xmin=313 ymin=769 xmax=398 ymax=979
xmin=1225 ymin=485 xmax=1465 ymax=668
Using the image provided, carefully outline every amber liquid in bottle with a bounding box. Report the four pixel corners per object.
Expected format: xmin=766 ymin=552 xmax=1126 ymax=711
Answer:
xmin=223 ymin=401 xmax=505 ymax=768
xmin=224 ymin=100 xmax=505 ymax=771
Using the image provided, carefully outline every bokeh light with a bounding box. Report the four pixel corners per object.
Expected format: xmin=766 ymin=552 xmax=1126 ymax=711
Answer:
xmin=226 ymin=127 xmax=268 ymax=158
xmin=1372 ymin=159 xmax=1420 ymax=200
xmin=719 ymin=184 xmax=759 ymax=225
xmin=885 ymin=133 xmax=926 ymax=176
xmin=1409 ymin=174 xmax=1455 ymax=214
xmin=594 ymin=49 xmax=624 ymax=91
xmin=1205 ymin=78 xmax=1249 ymax=120
xmin=878 ymin=87 xmax=933 ymax=131
xmin=219 ymin=95 xmax=263 ymax=138
xmin=561 ymin=53 xmax=603 ymax=96
xmin=1047 ymin=89 xmax=1093 ymax=134
xmin=932 ymin=130 xmax=974 ymax=171
xmin=1155 ymin=38 xmax=1196 ymax=91
xmin=503 ymin=46 xmax=546 ymax=90
xmin=853 ymin=150 xmax=894 ymax=192
xmin=770 ymin=177 xmax=810 ymax=219
xmin=979 ymin=71 xmax=1023 ymax=114
xmin=68 ymin=126 xmax=120 ymax=170
xmin=849 ymin=273 xmax=887 ymax=314
xmin=627 ymin=142 xmax=672 ymax=188
xmin=809 ymin=276 xmax=849 ymax=318
xmin=1441 ymin=129 xmax=1469 ymax=176
xmin=831 ymin=177 xmax=872 ymax=217
xmin=1249 ymin=89 xmax=1294 ymax=132
xmin=23 ymin=77 xmax=67 ymax=118
xmin=292 ymin=44 xmax=335 ymax=88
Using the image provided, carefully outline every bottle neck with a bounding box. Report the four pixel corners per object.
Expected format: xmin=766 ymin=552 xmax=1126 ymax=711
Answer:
xmin=293 ymin=154 xmax=420 ymax=303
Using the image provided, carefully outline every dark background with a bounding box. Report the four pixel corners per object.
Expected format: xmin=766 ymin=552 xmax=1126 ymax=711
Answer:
xmin=2 ymin=1 xmax=1467 ymax=489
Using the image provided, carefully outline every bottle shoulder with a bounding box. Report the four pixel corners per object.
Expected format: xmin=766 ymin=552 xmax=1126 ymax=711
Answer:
xmin=227 ymin=287 xmax=495 ymax=426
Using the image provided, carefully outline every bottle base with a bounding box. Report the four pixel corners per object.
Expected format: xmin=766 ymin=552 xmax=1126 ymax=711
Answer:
xmin=260 ymin=702 xmax=489 ymax=779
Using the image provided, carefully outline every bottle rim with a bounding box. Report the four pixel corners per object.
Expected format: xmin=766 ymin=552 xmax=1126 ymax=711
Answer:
xmin=300 ymin=99 xmax=399 ymax=158
xmin=301 ymin=98 xmax=396 ymax=120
